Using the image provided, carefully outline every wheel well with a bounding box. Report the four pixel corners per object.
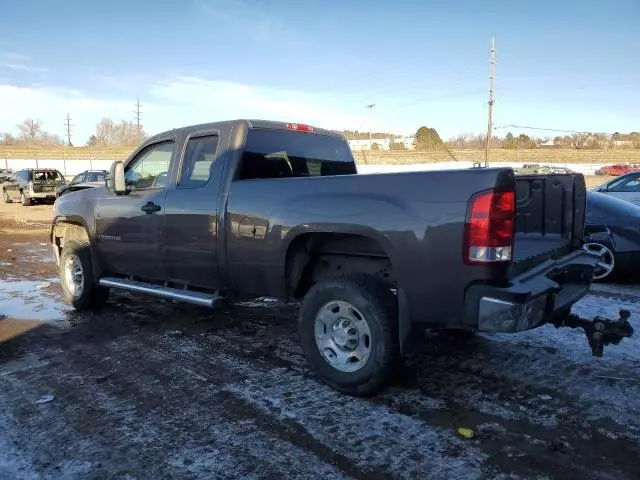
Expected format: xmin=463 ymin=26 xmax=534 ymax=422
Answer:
xmin=52 ymin=222 xmax=90 ymax=257
xmin=285 ymin=233 xmax=395 ymax=299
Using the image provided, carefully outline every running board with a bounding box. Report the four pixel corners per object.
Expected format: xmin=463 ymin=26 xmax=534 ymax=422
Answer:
xmin=98 ymin=277 xmax=223 ymax=308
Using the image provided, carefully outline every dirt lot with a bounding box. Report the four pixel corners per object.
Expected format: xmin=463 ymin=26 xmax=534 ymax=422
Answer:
xmin=1 ymin=195 xmax=639 ymax=480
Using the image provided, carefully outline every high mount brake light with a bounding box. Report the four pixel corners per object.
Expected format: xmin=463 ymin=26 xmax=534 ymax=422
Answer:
xmin=286 ymin=123 xmax=314 ymax=132
xmin=463 ymin=188 xmax=515 ymax=265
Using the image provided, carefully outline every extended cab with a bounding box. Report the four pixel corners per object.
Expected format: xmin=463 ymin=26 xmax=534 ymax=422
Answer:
xmin=51 ymin=119 xmax=632 ymax=396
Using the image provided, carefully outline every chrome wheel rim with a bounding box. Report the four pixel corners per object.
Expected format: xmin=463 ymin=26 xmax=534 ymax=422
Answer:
xmin=314 ymin=300 xmax=372 ymax=373
xmin=583 ymin=243 xmax=615 ymax=280
xmin=63 ymin=254 xmax=84 ymax=298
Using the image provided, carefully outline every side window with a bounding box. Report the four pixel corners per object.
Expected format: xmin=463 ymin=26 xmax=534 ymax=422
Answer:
xmin=124 ymin=142 xmax=174 ymax=190
xmin=71 ymin=173 xmax=84 ymax=185
xmin=179 ymin=135 xmax=219 ymax=188
xmin=608 ymin=174 xmax=640 ymax=192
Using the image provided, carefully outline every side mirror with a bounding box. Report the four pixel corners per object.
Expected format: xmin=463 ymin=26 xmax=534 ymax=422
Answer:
xmin=107 ymin=161 xmax=126 ymax=195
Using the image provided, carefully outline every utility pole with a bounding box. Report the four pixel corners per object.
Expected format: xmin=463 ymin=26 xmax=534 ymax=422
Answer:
xmin=365 ymin=103 xmax=376 ymax=150
xmin=134 ymin=98 xmax=142 ymax=142
xmin=484 ymin=36 xmax=495 ymax=168
xmin=64 ymin=113 xmax=73 ymax=146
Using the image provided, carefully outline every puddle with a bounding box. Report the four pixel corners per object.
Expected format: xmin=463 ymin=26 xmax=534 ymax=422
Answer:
xmin=7 ymin=242 xmax=55 ymax=263
xmin=0 ymin=279 xmax=69 ymax=322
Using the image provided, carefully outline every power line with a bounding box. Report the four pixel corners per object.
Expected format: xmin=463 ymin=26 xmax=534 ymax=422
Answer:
xmin=64 ymin=113 xmax=73 ymax=146
xmin=493 ymin=124 xmax=616 ymax=136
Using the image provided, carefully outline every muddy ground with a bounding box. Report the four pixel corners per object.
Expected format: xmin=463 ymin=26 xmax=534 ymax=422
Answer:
xmin=0 ymin=199 xmax=639 ymax=480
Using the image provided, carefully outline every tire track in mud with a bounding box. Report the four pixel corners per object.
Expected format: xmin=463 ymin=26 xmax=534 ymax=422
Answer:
xmin=173 ymin=301 xmax=640 ymax=479
xmin=120 ymin=310 xmax=634 ymax=480
xmin=2 ymin=283 xmax=640 ymax=479
xmin=0 ymin=330 xmax=351 ymax=479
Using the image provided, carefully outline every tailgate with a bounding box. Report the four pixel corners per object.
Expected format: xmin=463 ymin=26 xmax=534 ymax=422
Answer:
xmin=512 ymin=174 xmax=586 ymax=272
xmin=33 ymin=181 xmax=62 ymax=193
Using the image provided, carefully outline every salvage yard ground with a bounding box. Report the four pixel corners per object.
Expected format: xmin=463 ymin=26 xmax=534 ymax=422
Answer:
xmin=0 ymin=195 xmax=639 ymax=479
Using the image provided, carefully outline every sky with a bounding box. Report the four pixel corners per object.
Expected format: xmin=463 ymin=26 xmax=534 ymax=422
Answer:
xmin=0 ymin=0 xmax=638 ymax=144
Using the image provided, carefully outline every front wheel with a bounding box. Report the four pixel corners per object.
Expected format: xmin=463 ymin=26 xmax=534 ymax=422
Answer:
xmin=299 ymin=274 xmax=401 ymax=397
xmin=2 ymin=189 xmax=10 ymax=203
xmin=20 ymin=191 xmax=30 ymax=206
xmin=59 ymin=240 xmax=109 ymax=310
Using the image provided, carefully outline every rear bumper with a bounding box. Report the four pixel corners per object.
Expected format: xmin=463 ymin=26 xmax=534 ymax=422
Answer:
xmin=463 ymin=248 xmax=598 ymax=333
xmin=28 ymin=191 xmax=57 ymax=199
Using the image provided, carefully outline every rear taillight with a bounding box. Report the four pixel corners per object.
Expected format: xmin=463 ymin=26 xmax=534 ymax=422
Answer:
xmin=286 ymin=123 xmax=314 ymax=132
xmin=463 ymin=188 xmax=515 ymax=265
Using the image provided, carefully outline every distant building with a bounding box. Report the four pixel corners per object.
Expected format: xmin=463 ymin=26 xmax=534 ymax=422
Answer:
xmin=538 ymin=140 xmax=555 ymax=148
xmin=612 ymin=140 xmax=634 ymax=148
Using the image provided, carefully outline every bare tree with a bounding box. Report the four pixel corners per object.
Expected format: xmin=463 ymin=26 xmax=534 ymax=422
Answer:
xmin=13 ymin=118 xmax=63 ymax=146
xmin=16 ymin=118 xmax=42 ymax=143
xmin=91 ymin=118 xmax=148 ymax=147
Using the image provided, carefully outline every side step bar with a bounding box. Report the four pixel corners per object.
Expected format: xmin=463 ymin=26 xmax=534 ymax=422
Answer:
xmin=98 ymin=277 xmax=223 ymax=308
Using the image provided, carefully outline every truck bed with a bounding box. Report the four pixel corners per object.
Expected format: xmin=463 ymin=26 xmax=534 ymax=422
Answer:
xmin=513 ymin=174 xmax=586 ymax=267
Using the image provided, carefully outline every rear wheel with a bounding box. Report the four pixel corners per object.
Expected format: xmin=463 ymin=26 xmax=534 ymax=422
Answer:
xmin=583 ymin=242 xmax=616 ymax=281
xmin=20 ymin=191 xmax=30 ymax=206
xmin=59 ymin=240 xmax=109 ymax=310
xmin=299 ymin=274 xmax=401 ymax=397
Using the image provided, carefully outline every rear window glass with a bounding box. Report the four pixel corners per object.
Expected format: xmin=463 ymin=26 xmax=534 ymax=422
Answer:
xmin=238 ymin=128 xmax=356 ymax=180
xmin=33 ymin=170 xmax=63 ymax=181
xmin=86 ymin=172 xmax=106 ymax=182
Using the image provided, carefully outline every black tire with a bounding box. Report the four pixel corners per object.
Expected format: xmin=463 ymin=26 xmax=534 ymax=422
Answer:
xmin=2 ymin=189 xmax=10 ymax=203
xmin=299 ymin=274 xmax=401 ymax=397
xmin=20 ymin=191 xmax=30 ymax=206
xmin=59 ymin=240 xmax=109 ymax=310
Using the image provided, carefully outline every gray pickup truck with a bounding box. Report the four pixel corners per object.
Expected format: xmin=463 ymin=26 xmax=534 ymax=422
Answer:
xmin=51 ymin=119 xmax=633 ymax=396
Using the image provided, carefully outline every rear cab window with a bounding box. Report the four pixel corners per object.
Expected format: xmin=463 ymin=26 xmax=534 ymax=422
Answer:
xmin=237 ymin=128 xmax=356 ymax=180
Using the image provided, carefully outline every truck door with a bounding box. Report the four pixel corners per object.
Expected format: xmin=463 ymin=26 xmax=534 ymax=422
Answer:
xmin=163 ymin=132 xmax=221 ymax=289
xmin=94 ymin=140 xmax=175 ymax=280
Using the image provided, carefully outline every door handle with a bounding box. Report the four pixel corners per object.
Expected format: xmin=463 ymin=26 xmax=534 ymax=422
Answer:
xmin=141 ymin=201 xmax=161 ymax=214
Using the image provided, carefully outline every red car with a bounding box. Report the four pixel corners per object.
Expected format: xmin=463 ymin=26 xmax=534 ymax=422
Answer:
xmin=600 ymin=164 xmax=640 ymax=176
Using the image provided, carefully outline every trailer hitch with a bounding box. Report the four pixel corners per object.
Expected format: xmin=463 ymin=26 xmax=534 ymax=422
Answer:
xmin=550 ymin=309 xmax=634 ymax=357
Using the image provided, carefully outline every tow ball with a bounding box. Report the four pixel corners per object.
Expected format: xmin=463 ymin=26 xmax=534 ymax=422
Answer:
xmin=550 ymin=309 xmax=634 ymax=357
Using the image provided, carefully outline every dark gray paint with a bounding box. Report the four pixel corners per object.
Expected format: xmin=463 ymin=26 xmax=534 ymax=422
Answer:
xmin=52 ymin=119 xmax=594 ymax=328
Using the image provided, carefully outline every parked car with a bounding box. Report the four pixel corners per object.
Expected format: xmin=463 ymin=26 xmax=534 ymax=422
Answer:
xmin=599 ymin=164 xmax=640 ymax=176
xmin=0 ymin=168 xmax=12 ymax=183
xmin=513 ymin=163 xmax=541 ymax=175
xmin=514 ymin=164 xmax=574 ymax=176
xmin=50 ymin=119 xmax=632 ymax=396
xmin=3 ymin=168 xmax=65 ymax=205
xmin=57 ymin=170 xmax=107 ymax=198
xmin=584 ymin=191 xmax=640 ymax=280
xmin=590 ymin=170 xmax=640 ymax=207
